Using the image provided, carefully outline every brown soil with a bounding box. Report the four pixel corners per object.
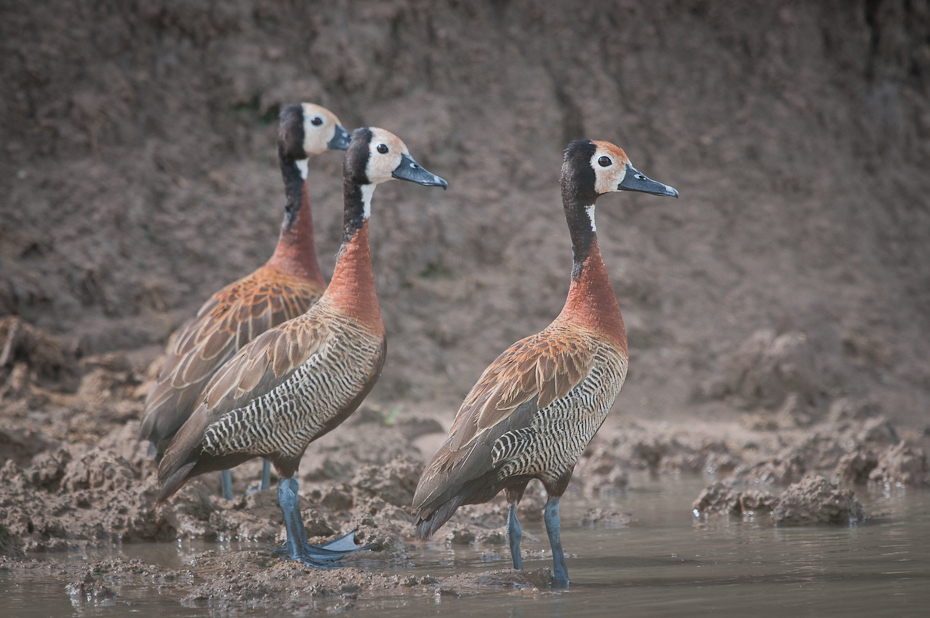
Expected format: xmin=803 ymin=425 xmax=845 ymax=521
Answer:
xmin=2 ymin=0 xmax=930 ymax=609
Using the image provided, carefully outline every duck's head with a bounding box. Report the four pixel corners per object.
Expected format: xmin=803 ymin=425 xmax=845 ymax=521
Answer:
xmin=563 ymin=140 xmax=678 ymax=206
xmin=278 ymin=103 xmax=352 ymax=165
xmin=345 ymin=127 xmax=448 ymax=189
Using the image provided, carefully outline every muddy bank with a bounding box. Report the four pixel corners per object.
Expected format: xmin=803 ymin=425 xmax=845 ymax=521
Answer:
xmin=3 ymin=553 xmax=553 ymax=613
xmin=1 ymin=334 xmax=926 ymax=556
xmin=1 ymin=322 xmax=927 ymax=557
xmin=0 ymin=328 xmax=928 ymax=612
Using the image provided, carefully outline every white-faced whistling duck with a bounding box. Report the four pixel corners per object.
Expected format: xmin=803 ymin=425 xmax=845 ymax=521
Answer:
xmin=155 ymin=127 xmax=447 ymax=568
xmin=412 ymin=140 xmax=678 ymax=588
xmin=139 ymin=104 xmax=351 ymax=499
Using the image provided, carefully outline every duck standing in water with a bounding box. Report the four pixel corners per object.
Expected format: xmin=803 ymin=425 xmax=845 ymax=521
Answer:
xmin=156 ymin=127 xmax=447 ymax=567
xmin=139 ymin=104 xmax=350 ymax=499
xmin=412 ymin=140 xmax=677 ymax=588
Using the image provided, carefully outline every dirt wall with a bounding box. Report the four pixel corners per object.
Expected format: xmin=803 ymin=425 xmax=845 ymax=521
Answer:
xmin=2 ymin=0 xmax=929 ymax=428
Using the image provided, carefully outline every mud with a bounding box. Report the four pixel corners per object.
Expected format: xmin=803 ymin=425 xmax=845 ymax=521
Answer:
xmin=2 ymin=345 xmax=925 ymax=556
xmin=3 ymin=0 xmax=930 ymax=610
xmin=0 ymin=336 xmax=928 ymax=607
xmin=3 ymin=553 xmax=553 ymax=614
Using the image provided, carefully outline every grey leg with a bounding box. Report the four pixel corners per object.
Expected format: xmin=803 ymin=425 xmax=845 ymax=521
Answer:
xmin=507 ymin=504 xmax=524 ymax=570
xmin=221 ymin=469 xmax=233 ymax=500
xmin=260 ymin=459 xmax=272 ymax=490
xmin=278 ymin=476 xmax=305 ymax=557
xmin=544 ymin=497 xmax=569 ymax=589
xmin=276 ymin=476 xmax=372 ymax=568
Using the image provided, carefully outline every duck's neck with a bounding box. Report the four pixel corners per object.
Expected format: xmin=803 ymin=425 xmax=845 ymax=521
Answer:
xmin=325 ymin=184 xmax=382 ymax=330
xmin=265 ymin=158 xmax=325 ymax=285
xmin=557 ymin=199 xmax=628 ymax=353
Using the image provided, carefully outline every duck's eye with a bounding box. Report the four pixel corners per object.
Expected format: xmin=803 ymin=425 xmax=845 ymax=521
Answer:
xmin=377 ymin=144 xmax=389 ymax=154
xmin=598 ymin=156 xmax=612 ymax=167
xmin=310 ymin=117 xmax=323 ymax=126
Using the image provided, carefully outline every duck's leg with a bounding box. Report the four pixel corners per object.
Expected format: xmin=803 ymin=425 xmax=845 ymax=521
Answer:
xmin=506 ymin=504 xmax=524 ymax=570
xmin=221 ymin=470 xmax=234 ymax=500
xmin=260 ymin=459 xmax=272 ymax=490
xmin=544 ymin=497 xmax=569 ymax=589
xmin=276 ymin=476 xmax=371 ymax=568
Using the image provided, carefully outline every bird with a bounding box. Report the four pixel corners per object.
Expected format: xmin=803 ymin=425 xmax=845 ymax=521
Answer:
xmin=411 ymin=139 xmax=678 ymax=588
xmin=155 ymin=127 xmax=448 ymax=568
xmin=139 ymin=103 xmax=351 ymax=499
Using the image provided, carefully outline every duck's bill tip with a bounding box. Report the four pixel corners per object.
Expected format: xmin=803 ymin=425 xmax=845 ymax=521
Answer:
xmin=327 ymin=125 xmax=352 ymax=150
xmin=618 ymin=165 xmax=678 ymax=198
xmin=392 ymin=154 xmax=448 ymax=188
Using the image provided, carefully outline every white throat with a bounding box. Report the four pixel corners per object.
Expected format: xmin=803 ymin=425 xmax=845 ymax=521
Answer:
xmin=360 ymin=184 xmax=375 ymax=220
xmin=295 ymin=159 xmax=309 ymax=180
xmin=585 ymin=205 xmax=596 ymax=232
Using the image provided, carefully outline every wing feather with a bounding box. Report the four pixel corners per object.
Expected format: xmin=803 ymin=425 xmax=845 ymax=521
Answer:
xmin=413 ymin=325 xmax=598 ymax=513
xmin=157 ymin=312 xmax=340 ymax=486
xmin=139 ymin=268 xmax=322 ymax=447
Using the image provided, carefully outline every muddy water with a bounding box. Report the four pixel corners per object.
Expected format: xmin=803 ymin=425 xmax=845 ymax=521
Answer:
xmin=4 ymin=477 xmax=930 ymax=617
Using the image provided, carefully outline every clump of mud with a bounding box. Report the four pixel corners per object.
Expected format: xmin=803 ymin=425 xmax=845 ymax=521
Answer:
xmin=692 ymin=475 xmax=866 ymax=526
xmin=692 ymin=481 xmax=778 ymax=518
xmin=0 ymin=317 xmax=78 ymax=395
xmin=772 ymin=476 xmax=865 ymax=525
xmin=0 ymin=448 xmax=174 ymax=552
xmin=690 ymin=413 xmax=928 ymax=526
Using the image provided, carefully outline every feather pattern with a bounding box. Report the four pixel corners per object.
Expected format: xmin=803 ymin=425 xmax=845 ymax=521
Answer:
xmin=139 ymin=266 xmax=323 ymax=451
xmin=158 ymin=297 xmax=384 ymax=485
xmin=413 ymin=320 xmax=627 ymax=523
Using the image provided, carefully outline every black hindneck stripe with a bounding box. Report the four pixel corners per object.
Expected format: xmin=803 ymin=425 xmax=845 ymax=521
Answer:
xmin=343 ymin=184 xmax=366 ymax=241
xmin=280 ymin=158 xmax=305 ymax=231
xmin=343 ymin=128 xmax=374 ymax=241
xmin=561 ymin=140 xmax=599 ymax=277
xmin=277 ymin=104 xmax=308 ymax=232
xmin=567 ymin=204 xmax=596 ymax=276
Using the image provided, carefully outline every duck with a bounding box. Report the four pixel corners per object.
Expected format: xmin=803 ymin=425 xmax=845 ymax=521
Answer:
xmin=155 ymin=127 xmax=448 ymax=568
xmin=139 ymin=103 xmax=351 ymax=499
xmin=412 ymin=139 xmax=677 ymax=588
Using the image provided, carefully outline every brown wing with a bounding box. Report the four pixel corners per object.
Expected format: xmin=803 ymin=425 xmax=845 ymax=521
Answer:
xmin=156 ymin=311 xmax=333 ymax=494
xmin=413 ymin=325 xmax=597 ymax=515
xmin=139 ymin=267 xmax=323 ymax=451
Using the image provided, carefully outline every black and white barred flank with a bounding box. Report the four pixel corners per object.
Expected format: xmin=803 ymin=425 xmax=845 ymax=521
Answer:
xmin=201 ymin=321 xmax=382 ymax=460
xmin=491 ymin=344 xmax=627 ymax=485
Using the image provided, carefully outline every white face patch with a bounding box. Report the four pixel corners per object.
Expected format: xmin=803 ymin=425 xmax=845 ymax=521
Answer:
xmin=360 ymin=184 xmax=375 ymax=219
xmin=589 ymin=141 xmax=631 ymax=195
xmin=295 ymin=158 xmax=309 ymax=180
xmin=365 ymin=128 xmax=409 ymax=184
xmin=300 ymin=103 xmax=339 ymax=156
xmin=585 ymin=205 xmax=597 ymax=232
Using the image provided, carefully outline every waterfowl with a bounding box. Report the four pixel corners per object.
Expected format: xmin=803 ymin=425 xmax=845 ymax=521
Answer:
xmin=139 ymin=103 xmax=351 ymax=498
xmin=412 ymin=140 xmax=678 ymax=588
xmin=155 ymin=127 xmax=447 ymax=568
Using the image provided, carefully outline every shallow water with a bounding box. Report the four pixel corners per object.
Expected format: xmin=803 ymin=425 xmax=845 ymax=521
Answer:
xmin=4 ymin=477 xmax=930 ymax=617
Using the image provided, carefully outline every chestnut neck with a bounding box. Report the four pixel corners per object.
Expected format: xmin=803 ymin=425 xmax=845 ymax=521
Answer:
xmin=265 ymin=160 xmax=325 ymax=285
xmin=557 ymin=187 xmax=627 ymax=353
xmin=325 ymin=219 xmax=382 ymax=330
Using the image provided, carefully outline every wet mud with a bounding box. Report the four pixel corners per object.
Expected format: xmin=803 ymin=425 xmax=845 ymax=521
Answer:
xmin=1 ymin=321 xmax=929 ymax=610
